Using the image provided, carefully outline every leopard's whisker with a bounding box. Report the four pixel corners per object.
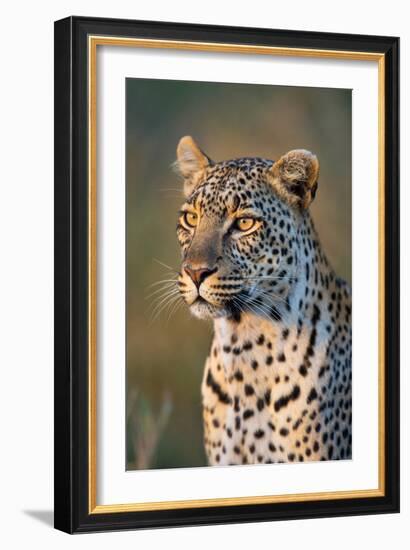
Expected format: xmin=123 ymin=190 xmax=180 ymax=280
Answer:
xmin=153 ymin=258 xmax=179 ymax=274
xmin=247 ymin=282 xmax=291 ymax=306
xmin=231 ymin=298 xmax=245 ymax=317
xmin=145 ymin=282 xmax=177 ymax=300
xmin=251 ymin=291 xmax=291 ymax=318
xmin=146 ymin=278 xmax=178 ymax=289
xmin=233 ymin=291 xmax=292 ymax=329
xmin=150 ymin=293 xmax=181 ymax=324
xmin=243 ymin=276 xmax=297 ymax=281
xmin=149 ymin=293 xmax=179 ymax=324
xmin=258 ymin=289 xmax=292 ymax=312
xmin=253 ymin=289 xmax=290 ymax=309
xmin=251 ymin=289 xmax=293 ymax=328
xmin=148 ymin=289 xmax=179 ymax=317
xmin=166 ymin=296 xmax=184 ymax=323
xmin=234 ymin=294 xmax=271 ymax=321
xmin=146 ymin=290 xmax=178 ymax=310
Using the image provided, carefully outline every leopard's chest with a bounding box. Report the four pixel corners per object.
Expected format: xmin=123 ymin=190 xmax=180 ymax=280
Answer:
xmin=201 ymin=318 xmax=332 ymax=465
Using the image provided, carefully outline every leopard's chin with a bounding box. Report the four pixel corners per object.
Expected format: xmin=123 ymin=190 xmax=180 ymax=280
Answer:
xmin=189 ymin=297 xmax=244 ymax=321
xmin=189 ymin=298 xmax=230 ymax=320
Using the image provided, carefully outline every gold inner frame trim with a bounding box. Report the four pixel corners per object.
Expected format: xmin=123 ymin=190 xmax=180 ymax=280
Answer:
xmin=88 ymin=35 xmax=386 ymax=514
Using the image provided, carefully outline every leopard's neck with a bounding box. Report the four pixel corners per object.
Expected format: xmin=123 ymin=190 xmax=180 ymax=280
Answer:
xmin=213 ymin=213 xmax=336 ymax=379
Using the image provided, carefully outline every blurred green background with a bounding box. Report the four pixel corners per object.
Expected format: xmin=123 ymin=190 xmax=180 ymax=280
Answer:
xmin=126 ymin=78 xmax=351 ymax=470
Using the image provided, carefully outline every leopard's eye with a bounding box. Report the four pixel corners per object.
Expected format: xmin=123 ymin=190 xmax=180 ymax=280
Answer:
xmin=235 ymin=218 xmax=256 ymax=232
xmin=183 ymin=211 xmax=199 ymax=228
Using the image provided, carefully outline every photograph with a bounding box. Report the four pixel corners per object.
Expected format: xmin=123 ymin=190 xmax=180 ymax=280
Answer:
xmin=53 ymin=15 xmax=399 ymax=533
xmin=125 ymin=78 xmax=352 ymax=470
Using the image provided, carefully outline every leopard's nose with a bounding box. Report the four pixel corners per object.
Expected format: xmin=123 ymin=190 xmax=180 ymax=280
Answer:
xmin=184 ymin=265 xmax=217 ymax=288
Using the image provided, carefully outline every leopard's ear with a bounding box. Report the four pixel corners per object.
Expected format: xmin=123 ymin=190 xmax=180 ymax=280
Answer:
xmin=268 ymin=149 xmax=319 ymax=209
xmin=175 ymin=136 xmax=213 ymax=196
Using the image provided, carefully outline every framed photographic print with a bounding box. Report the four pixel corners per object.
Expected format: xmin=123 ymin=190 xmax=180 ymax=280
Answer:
xmin=54 ymin=16 xmax=400 ymax=533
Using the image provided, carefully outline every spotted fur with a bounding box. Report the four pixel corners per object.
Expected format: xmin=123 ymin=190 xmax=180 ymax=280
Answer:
xmin=175 ymin=136 xmax=352 ymax=465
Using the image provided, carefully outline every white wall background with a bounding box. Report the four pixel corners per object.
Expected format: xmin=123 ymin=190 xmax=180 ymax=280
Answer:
xmin=0 ymin=0 xmax=407 ymax=547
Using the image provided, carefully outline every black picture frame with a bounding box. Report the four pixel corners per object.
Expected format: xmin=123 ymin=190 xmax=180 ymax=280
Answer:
xmin=54 ymin=15 xmax=400 ymax=533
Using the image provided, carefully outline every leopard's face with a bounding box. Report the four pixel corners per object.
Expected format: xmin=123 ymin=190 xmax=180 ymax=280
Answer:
xmin=176 ymin=160 xmax=300 ymax=320
xmin=174 ymin=137 xmax=319 ymax=321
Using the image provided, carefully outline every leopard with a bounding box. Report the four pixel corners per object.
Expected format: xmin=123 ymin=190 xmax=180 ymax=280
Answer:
xmin=174 ymin=135 xmax=352 ymax=466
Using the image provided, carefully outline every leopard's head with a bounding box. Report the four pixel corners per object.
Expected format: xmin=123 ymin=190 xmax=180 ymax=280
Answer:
xmin=175 ymin=136 xmax=319 ymax=320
